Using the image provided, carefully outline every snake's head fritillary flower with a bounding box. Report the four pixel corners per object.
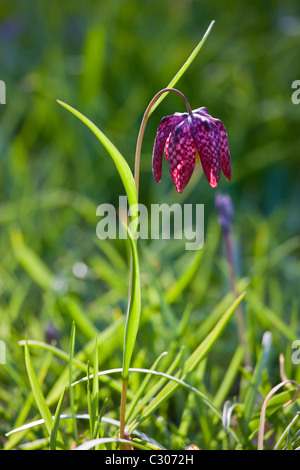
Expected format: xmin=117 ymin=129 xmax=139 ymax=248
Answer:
xmin=152 ymin=107 xmax=231 ymax=193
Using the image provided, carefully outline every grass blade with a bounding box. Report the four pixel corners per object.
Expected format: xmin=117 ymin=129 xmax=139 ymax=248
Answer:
xmin=214 ymin=345 xmax=244 ymax=409
xmin=72 ymin=366 xmax=239 ymax=443
xmin=183 ymin=292 xmax=246 ymax=376
xmin=59 ymin=296 xmax=99 ymax=341
xmin=45 ymin=316 xmax=124 ymax=406
xmin=121 ymin=226 xmax=141 ymax=380
xmin=56 ymin=100 xmax=138 ymax=218
xmin=222 ymin=400 xmax=239 ymax=432
xmin=50 ymin=388 xmax=66 ymax=450
xmin=249 ymin=293 xmax=297 ymax=342
xmin=24 ymin=339 xmax=64 ymax=448
xmin=165 ymin=249 xmax=204 ymax=305
xmin=134 ymin=292 xmax=246 ymax=425
xmin=18 ymin=339 xmax=87 ymax=371
xmin=74 ymin=437 xmax=150 ymax=450
xmin=69 ymin=322 xmax=78 ymax=445
xmin=86 ymin=361 xmax=92 ymax=435
xmin=149 ymin=20 xmax=215 ymax=115
xmin=243 ymin=331 xmax=272 ymax=424
xmin=10 ymin=229 xmax=53 ymax=291
xmin=127 ymin=347 xmax=186 ymax=424
xmin=24 ymin=338 xmax=53 ymax=436
xmin=274 ymin=412 xmax=300 ymax=450
xmin=92 ymin=336 xmax=99 ymax=438
xmin=125 ymin=351 xmax=168 ymax=422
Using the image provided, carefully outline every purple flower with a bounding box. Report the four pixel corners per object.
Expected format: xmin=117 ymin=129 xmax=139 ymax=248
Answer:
xmin=45 ymin=323 xmax=59 ymax=345
xmin=152 ymin=107 xmax=231 ymax=193
xmin=215 ymin=192 xmax=234 ymax=234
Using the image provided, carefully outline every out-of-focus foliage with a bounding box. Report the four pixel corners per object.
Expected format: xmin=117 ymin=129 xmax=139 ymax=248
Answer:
xmin=0 ymin=0 xmax=299 ymax=450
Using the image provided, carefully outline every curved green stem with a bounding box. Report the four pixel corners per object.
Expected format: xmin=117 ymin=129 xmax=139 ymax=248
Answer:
xmin=134 ymin=87 xmax=192 ymax=198
xmin=119 ymin=87 xmax=192 ymax=448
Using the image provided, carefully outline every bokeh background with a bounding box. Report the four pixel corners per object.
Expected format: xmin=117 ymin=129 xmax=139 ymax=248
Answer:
xmin=0 ymin=0 xmax=300 ymax=449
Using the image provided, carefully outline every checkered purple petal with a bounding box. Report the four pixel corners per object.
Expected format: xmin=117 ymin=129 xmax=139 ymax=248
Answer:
xmin=211 ymin=119 xmax=231 ymax=180
xmin=194 ymin=108 xmax=231 ymax=181
xmin=167 ymin=118 xmax=196 ymax=193
xmin=190 ymin=114 xmax=222 ymax=188
xmin=193 ymin=107 xmax=210 ymax=117
xmin=152 ymin=114 xmax=185 ymax=183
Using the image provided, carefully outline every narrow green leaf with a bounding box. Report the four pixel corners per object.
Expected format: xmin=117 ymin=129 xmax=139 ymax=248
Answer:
xmin=249 ymin=293 xmax=297 ymax=342
xmin=24 ymin=339 xmax=53 ymax=435
xmin=222 ymin=400 xmax=239 ymax=431
xmin=59 ymin=296 xmax=99 ymax=340
xmin=143 ymin=248 xmax=177 ymax=330
xmin=4 ymin=351 xmax=53 ymax=450
xmin=69 ymin=322 xmax=78 ymax=444
xmin=45 ymin=316 xmax=124 ymax=406
xmin=214 ymin=345 xmax=244 ymax=409
xmin=125 ymin=351 xmax=168 ymax=422
xmin=249 ymin=389 xmax=299 ymax=430
xmin=166 ymin=249 xmax=204 ymax=304
xmin=50 ymin=388 xmax=66 ymax=450
xmin=80 ymin=26 xmax=105 ymax=102
xmin=183 ymin=292 xmax=247 ymax=376
xmin=129 ymin=347 xmax=186 ymax=424
xmin=6 ymin=413 xmax=163 ymax=449
xmin=56 ymin=100 xmax=138 ymax=219
xmin=92 ymin=336 xmax=99 ymax=438
xmin=127 ymin=347 xmax=186 ymax=425
xmin=149 ymin=20 xmax=215 ymax=115
xmin=86 ymin=361 xmax=92 ymax=436
xmin=122 ymin=226 xmax=141 ymax=380
xmin=24 ymin=339 xmax=64 ymax=448
xmin=72 ymin=367 xmax=239 ymax=440
xmin=10 ymin=229 xmax=53 ymax=291
xmin=71 ymin=366 xmax=239 ymax=444
xmin=134 ymin=292 xmax=246 ymax=425
xmin=95 ymin=397 xmax=109 ymax=441
xmin=74 ymin=437 xmax=150 ymax=451
xmin=18 ymin=339 xmax=87 ymax=371
xmin=243 ymin=331 xmax=272 ymax=423
xmin=274 ymin=412 xmax=300 ymax=450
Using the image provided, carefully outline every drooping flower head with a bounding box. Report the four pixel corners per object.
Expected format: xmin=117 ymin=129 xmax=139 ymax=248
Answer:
xmin=152 ymin=106 xmax=231 ymax=193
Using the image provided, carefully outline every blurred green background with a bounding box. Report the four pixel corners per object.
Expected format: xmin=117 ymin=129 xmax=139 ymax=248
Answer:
xmin=0 ymin=0 xmax=300 ymax=448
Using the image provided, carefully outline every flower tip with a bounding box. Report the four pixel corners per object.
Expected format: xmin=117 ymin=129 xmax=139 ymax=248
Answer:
xmin=223 ymin=165 xmax=232 ymax=181
xmin=153 ymin=172 xmax=161 ymax=183
xmin=209 ymin=171 xmax=219 ymax=188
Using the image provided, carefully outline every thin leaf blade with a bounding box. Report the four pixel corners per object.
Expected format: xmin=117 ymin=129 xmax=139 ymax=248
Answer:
xmin=122 ymin=227 xmax=141 ymax=380
xmin=150 ymin=20 xmax=215 ymax=115
xmin=56 ymin=100 xmax=138 ymax=215
xmin=24 ymin=339 xmax=64 ymax=448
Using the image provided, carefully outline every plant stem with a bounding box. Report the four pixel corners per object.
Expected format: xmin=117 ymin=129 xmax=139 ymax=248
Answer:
xmin=134 ymin=87 xmax=192 ymax=197
xmin=257 ymin=379 xmax=300 ymax=450
xmin=224 ymin=229 xmax=250 ymax=366
xmin=119 ymin=379 xmax=128 ymax=447
xmin=119 ymin=87 xmax=192 ymax=447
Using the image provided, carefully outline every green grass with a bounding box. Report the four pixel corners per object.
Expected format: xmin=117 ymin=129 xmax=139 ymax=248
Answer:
xmin=0 ymin=0 xmax=300 ymax=451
